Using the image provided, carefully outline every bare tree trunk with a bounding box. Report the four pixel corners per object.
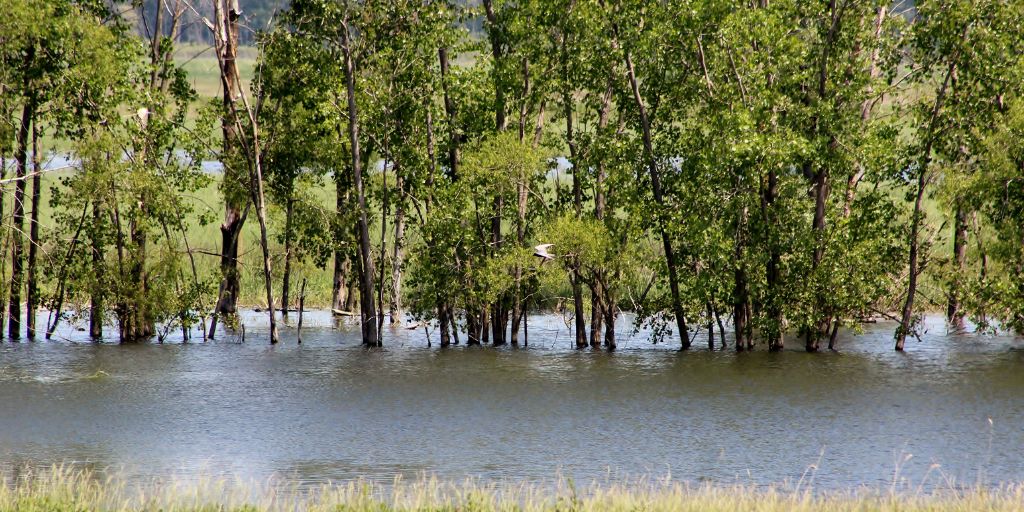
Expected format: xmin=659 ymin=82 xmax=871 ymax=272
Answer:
xmin=215 ymin=0 xmax=244 ymax=322
xmin=341 ymin=17 xmax=380 ymax=346
xmin=26 ymin=122 xmax=41 ymax=338
xmin=8 ymin=97 xmax=33 ymax=339
xmin=212 ymin=0 xmax=278 ymax=345
xmin=946 ymin=204 xmax=967 ymax=330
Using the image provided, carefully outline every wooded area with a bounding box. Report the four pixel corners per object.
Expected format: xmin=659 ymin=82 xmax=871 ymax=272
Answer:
xmin=0 ymin=0 xmax=1022 ymax=351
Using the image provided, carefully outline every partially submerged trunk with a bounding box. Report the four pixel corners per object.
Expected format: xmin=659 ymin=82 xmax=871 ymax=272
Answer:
xmin=215 ymin=0 xmax=245 ymax=322
xmin=390 ymin=177 xmax=407 ymax=325
xmin=617 ymin=35 xmax=689 ymax=349
xmin=8 ymin=97 xmax=33 ymax=339
xmin=896 ymin=37 xmax=962 ymax=351
xmin=90 ymin=202 xmax=104 ymax=339
xmin=332 ymin=253 xmax=351 ymax=312
xmin=26 ymin=123 xmax=41 ymax=338
xmin=763 ymin=168 xmax=783 ymax=352
xmin=341 ymin=19 xmax=380 ymax=346
xmin=590 ymin=80 xmax=613 ymax=349
xmin=332 ymin=169 xmax=352 ymax=312
xmin=733 ymin=203 xmax=752 ymax=351
xmin=946 ymin=204 xmax=967 ymax=330
xmin=562 ymin=60 xmax=587 ymax=350
xmin=281 ymin=196 xmax=295 ymax=315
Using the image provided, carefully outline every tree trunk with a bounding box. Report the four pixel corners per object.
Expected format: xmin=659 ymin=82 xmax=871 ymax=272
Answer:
xmin=466 ymin=308 xmax=481 ymax=345
xmin=342 ymin=20 xmax=380 ymax=347
xmin=481 ymin=0 xmax=507 ymax=131
xmin=706 ymin=301 xmax=715 ymax=350
xmin=90 ymin=202 xmax=104 ymax=339
xmin=603 ymin=299 xmax=616 ymax=351
xmin=561 ymin=62 xmax=588 ymax=350
xmin=332 ymin=253 xmax=351 ymax=311
xmin=806 ymin=157 xmax=829 ymax=352
xmin=511 ymin=164 xmax=528 ymax=346
xmin=572 ymin=270 xmax=586 ymax=349
xmin=26 ymin=122 xmax=41 ymax=338
xmin=764 ymin=168 xmax=783 ymax=352
xmin=897 ymin=168 xmax=927 ymax=351
xmin=377 ymin=160 xmax=389 ymax=336
xmin=8 ymin=98 xmax=33 ymax=339
xmin=438 ymin=47 xmax=459 ymax=180
xmin=332 ymin=168 xmax=352 ymax=312
xmin=896 ymin=39 xmax=962 ymax=350
xmin=618 ymin=42 xmax=688 ymax=349
xmin=122 ymin=212 xmax=154 ymax=342
xmin=0 ymin=140 xmax=7 ymax=335
xmin=390 ymin=178 xmax=406 ymax=325
xmin=946 ymin=204 xmax=967 ymax=330
xmin=438 ymin=304 xmax=451 ymax=347
xmin=733 ymin=204 xmax=750 ymax=351
xmin=281 ymin=196 xmax=294 ymax=315
xmin=490 ymin=194 xmax=505 ymax=346
xmin=215 ymin=0 xmax=244 ymax=321
xmin=590 ymin=80 xmax=613 ymax=348
xmin=590 ymin=281 xmax=603 ymax=348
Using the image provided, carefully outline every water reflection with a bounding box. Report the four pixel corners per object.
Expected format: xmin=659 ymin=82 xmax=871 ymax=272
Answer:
xmin=1 ymin=311 xmax=1022 ymax=491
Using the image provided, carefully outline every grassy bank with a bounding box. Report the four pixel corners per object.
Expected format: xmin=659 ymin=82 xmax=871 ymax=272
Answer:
xmin=3 ymin=468 xmax=1024 ymax=512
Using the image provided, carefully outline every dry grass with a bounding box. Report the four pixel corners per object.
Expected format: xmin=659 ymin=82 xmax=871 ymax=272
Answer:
xmin=2 ymin=467 xmax=1024 ymax=512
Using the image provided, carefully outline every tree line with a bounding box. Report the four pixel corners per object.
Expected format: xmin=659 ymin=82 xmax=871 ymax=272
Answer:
xmin=0 ymin=0 xmax=1022 ymax=351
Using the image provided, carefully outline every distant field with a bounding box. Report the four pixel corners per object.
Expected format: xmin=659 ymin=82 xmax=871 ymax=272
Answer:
xmin=23 ymin=168 xmax=338 ymax=310
xmin=175 ymin=43 xmax=258 ymax=99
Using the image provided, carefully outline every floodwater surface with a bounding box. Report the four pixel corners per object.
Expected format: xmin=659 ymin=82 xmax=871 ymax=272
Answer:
xmin=1 ymin=312 xmax=1022 ymax=491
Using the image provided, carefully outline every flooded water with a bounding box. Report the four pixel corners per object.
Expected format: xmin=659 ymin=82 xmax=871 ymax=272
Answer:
xmin=1 ymin=312 xmax=1022 ymax=491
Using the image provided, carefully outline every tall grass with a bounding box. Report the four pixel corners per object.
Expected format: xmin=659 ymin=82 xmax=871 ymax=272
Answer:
xmin=3 ymin=467 xmax=1024 ymax=512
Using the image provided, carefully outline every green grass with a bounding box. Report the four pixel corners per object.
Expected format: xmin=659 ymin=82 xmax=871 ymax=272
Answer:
xmin=3 ymin=467 xmax=1024 ymax=511
xmin=16 ymin=169 xmax=338 ymax=310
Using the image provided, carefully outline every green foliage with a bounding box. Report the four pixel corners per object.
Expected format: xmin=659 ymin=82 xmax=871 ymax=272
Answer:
xmin=3 ymin=0 xmax=1023 ymax=345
